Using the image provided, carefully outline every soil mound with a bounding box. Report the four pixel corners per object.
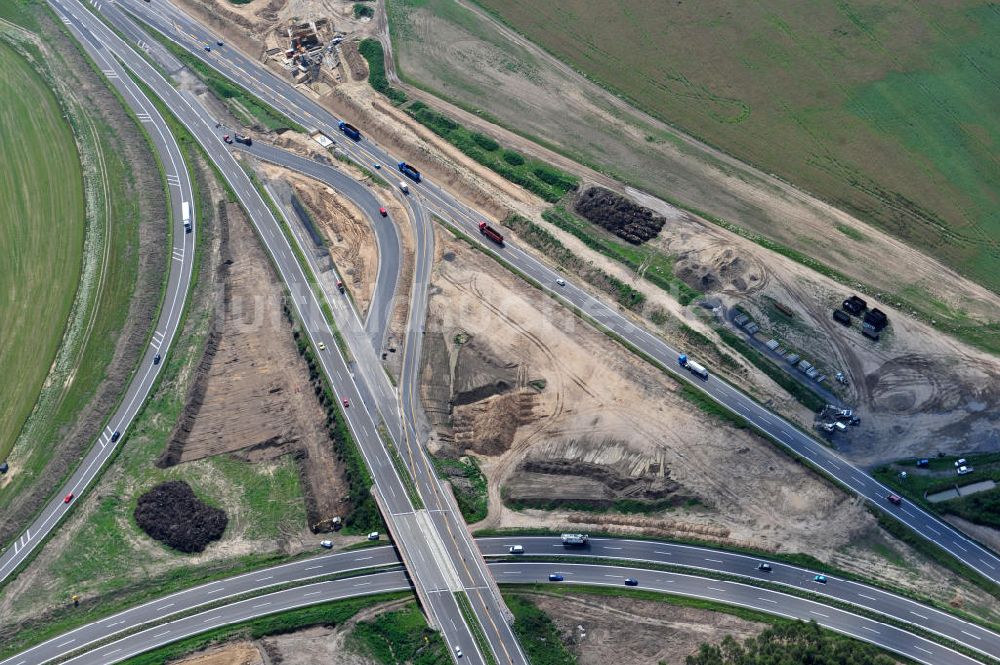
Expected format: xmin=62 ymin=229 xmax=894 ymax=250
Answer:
xmin=574 ymin=186 xmax=665 ymax=245
xmin=134 ymin=480 xmax=228 ymax=553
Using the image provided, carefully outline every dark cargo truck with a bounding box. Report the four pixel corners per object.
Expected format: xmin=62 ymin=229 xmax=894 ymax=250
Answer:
xmin=398 ymin=161 xmax=421 ymax=182
xmin=478 ymin=222 xmax=504 ymax=246
xmin=338 ymin=121 xmax=361 ymax=141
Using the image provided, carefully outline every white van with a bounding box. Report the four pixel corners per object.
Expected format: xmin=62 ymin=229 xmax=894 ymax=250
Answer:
xmin=399 ymin=181 xmax=409 ymax=194
xmin=509 ymin=545 xmax=524 ymax=554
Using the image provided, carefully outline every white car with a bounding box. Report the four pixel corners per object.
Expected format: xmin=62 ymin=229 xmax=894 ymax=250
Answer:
xmin=957 ymin=465 xmax=974 ymax=476
xmin=509 ymin=545 xmax=524 ymax=554
xmin=454 ymin=646 xmax=463 ymax=658
xmin=555 ymin=278 xmax=566 ymax=286
xmin=954 ymin=458 xmax=967 ymax=467
xmin=399 ymin=181 xmax=409 ymax=194
xmin=318 ymin=342 xmax=326 ymax=351
xmin=367 ymin=532 xmax=380 ymax=541
xmin=320 ymin=540 xmax=333 ymax=549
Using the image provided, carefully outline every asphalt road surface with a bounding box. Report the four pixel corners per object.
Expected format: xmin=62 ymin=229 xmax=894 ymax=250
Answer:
xmin=233 ymin=139 xmax=401 ymax=350
xmin=6 ymin=536 xmax=997 ymax=665
xmin=46 ymin=2 xmax=521 ymax=662
xmin=122 ymin=0 xmax=1000 ymax=586
xmin=0 ymin=4 xmax=196 ymax=586
xmin=5 ymin=551 xmax=991 ymax=665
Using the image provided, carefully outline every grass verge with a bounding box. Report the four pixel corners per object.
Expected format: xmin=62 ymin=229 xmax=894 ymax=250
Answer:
xmin=542 ymin=206 xmax=700 ymax=305
xmin=350 ymin=601 xmax=449 ymax=664
xmin=404 ymin=100 xmax=578 ymax=203
xmin=117 ymin=592 xmax=410 ymax=665
xmin=358 ymin=38 xmax=407 ymax=104
xmin=453 ymin=592 xmax=497 ymax=665
xmin=503 ymin=594 xmax=575 ymax=665
xmin=431 ymin=455 xmax=487 ymax=523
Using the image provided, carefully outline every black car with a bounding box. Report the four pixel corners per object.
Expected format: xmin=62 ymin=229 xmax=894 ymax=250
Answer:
xmin=624 ymin=577 xmax=639 ymax=586
xmin=110 ymin=431 xmax=121 ymax=443
xmin=757 ymin=563 xmax=772 ymax=572
xmin=153 ymin=353 xmax=161 ymax=365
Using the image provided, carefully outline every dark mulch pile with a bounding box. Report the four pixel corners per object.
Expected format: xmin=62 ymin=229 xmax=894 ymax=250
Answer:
xmin=133 ymin=480 xmax=228 ymax=553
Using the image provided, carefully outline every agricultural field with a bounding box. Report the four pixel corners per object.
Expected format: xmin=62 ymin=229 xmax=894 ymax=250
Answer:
xmin=0 ymin=40 xmax=85 ymax=462
xmin=468 ymin=0 xmax=1000 ymax=290
xmin=385 ymin=0 xmax=1000 ymax=353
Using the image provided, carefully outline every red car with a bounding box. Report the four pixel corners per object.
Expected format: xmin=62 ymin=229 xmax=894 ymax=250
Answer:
xmin=64 ymin=493 xmax=74 ymax=504
xmin=342 ymin=398 xmax=350 ymax=408
xmin=223 ymin=134 xmax=233 ymax=144
xmin=379 ymin=207 xmax=388 ymax=217
xmin=887 ymin=494 xmax=902 ymax=506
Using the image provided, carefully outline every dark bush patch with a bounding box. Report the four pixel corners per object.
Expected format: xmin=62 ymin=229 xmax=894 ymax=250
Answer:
xmin=134 ymin=480 xmax=228 ymax=553
xmin=503 ymin=150 xmax=525 ymax=166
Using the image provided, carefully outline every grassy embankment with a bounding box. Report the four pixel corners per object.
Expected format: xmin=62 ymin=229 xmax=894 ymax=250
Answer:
xmin=432 ymin=455 xmax=487 ymax=523
xmin=0 ymin=5 xmax=162 ymax=536
xmin=350 ymin=602 xmax=449 ymax=664
xmin=0 ymin=41 xmax=85 ymax=462
xmin=117 ymin=593 xmax=411 ymax=665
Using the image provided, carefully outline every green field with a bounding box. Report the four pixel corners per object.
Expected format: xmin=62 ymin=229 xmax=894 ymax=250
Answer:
xmin=0 ymin=41 xmax=85 ymax=461
xmin=466 ymin=0 xmax=1000 ymax=292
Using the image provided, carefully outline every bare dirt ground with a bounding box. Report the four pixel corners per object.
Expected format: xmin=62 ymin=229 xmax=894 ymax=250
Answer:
xmin=170 ymin=599 xmax=409 ymax=665
xmin=624 ymin=189 xmax=1000 ymax=465
xmin=259 ymin=163 xmax=379 ymax=315
xmin=524 ymin=592 xmax=765 ymax=665
xmin=419 ymin=229 xmax=1000 ymax=620
xmin=158 ymin=188 xmax=351 ymax=532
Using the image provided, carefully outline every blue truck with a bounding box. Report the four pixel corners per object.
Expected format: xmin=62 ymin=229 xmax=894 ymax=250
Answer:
xmin=338 ymin=121 xmax=361 ymax=141
xmin=398 ymin=161 xmax=421 ymax=182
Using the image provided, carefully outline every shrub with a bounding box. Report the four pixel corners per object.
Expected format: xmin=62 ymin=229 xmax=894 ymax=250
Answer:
xmin=471 ymin=132 xmax=500 ymax=151
xmin=503 ymin=150 xmax=525 ymax=166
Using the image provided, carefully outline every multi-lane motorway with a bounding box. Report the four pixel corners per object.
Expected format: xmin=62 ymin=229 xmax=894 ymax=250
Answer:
xmin=118 ymin=0 xmax=1000 ymax=588
xmin=43 ymin=1 xmax=523 ymax=662
xmin=4 ymin=537 xmax=996 ymax=665
xmin=4 ymin=1 xmax=998 ymax=664
xmin=0 ymin=7 xmax=196 ymax=585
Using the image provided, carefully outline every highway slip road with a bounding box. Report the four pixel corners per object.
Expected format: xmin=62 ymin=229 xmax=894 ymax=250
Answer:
xmin=125 ymin=0 xmax=1000 ymax=586
xmin=0 ymin=2 xmax=196 ymax=586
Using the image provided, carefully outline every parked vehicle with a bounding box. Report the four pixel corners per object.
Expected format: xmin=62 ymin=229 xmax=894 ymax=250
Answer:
xmin=234 ymin=133 xmax=252 ymax=146
xmin=954 ymin=458 xmax=967 ymax=467
xmin=958 ymin=465 xmax=974 ymax=476
xmin=367 ymin=532 xmax=380 ymax=540
xmin=320 ymin=540 xmax=333 ymax=549
xmin=916 ymin=458 xmax=930 ymax=468
xmin=223 ymin=134 xmax=233 ymax=144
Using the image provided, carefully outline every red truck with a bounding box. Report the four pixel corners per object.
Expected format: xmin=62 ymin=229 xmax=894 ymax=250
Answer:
xmin=478 ymin=222 xmax=504 ymax=246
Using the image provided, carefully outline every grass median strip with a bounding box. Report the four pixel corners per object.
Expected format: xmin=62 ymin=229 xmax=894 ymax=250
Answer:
xmin=453 ymin=591 xmax=498 ymax=665
xmin=377 ymin=422 xmax=424 ymax=509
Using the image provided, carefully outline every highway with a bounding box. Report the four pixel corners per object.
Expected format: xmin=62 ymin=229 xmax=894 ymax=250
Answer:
xmin=4 ymin=538 xmax=995 ymax=665
xmin=0 ymin=3 xmax=197 ymax=585
xmin=46 ymin=1 xmax=522 ymax=663
xmin=120 ymin=0 xmax=1000 ymax=586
